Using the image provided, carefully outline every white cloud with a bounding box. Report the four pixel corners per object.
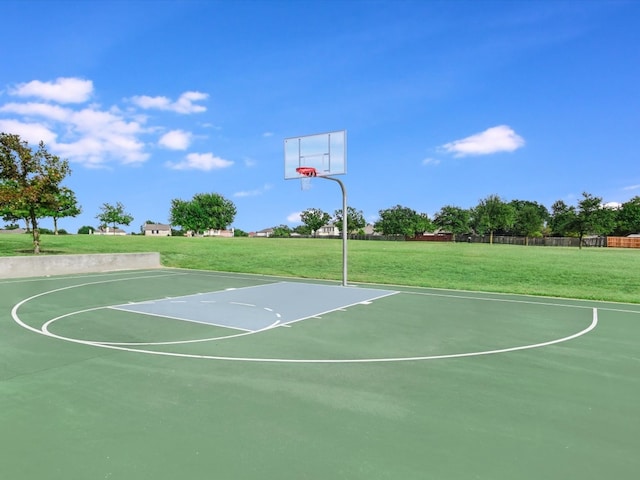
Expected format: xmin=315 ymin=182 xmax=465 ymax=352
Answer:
xmin=60 ymin=107 xmax=148 ymax=165
xmin=9 ymin=77 xmax=93 ymax=103
xmin=0 ymin=78 xmax=211 ymax=168
xmin=623 ymin=184 xmax=640 ymax=191
xmin=1 ymin=100 xmax=147 ymax=166
xmin=422 ymin=157 xmax=441 ymax=166
xmin=159 ymin=129 xmax=192 ymax=150
xmin=441 ymin=125 xmax=525 ymax=157
xmin=287 ymin=211 xmax=302 ymax=223
xmin=130 ymin=91 xmax=208 ymax=114
xmin=234 ymin=184 xmax=273 ymax=197
xmin=166 ymin=152 xmax=233 ymax=171
xmin=244 ymin=157 xmax=257 ymax=167
xmin=262 ymin=132 xmax=274 ymax=137
xmin=0 ymin=102 xmax=71 ymax=122
xmin=0 ymin=119 xmax=57 ymax=144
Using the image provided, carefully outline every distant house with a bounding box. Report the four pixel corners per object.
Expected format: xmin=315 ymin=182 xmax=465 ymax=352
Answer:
xmin=363 ymin=224 xmax=377 ymax=235
xmin=251 ymin=228 xmax=274 ymax=238
xmin=144 ymin=223 xmax=172 ymax=236
xmin=316 ymin=223 xmax=340 ymax=236
xmin=93 ymin=226 xmax=127 ymax=236
xmin=202 ymin=228 xmax=234 ymax=238
xmin=0 ymin=228 xmax=27 ymax=234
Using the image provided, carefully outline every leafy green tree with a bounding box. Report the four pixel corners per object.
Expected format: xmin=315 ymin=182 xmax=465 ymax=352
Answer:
xmin=169 ymin=199 xmax=196 ymax=233
xmin=1 ymin=207 xmax=28 ymax=230
xmin=96 ymin=201 xmax=134 ymax=234
xmin=169 ymin=193 xmax=236 ymax=235
xmin=374 ymin=205 xmax=432 ymax=237
xmin=549 ymin=200 xmax=577 ymax=237
xmin=0 ymin=133 xmax=71 ymax=253
xmin=292 ymin=224 xmax=312 ymax=236
xmin=333 ymin=206 xmax=366 ymax=234
xmin=300 ymin=208 xmax=331 ymax=237
xmin=471 ymin=194 xmax=515 ymax=244
xmin=414 ymin=213 xmax=433 ymax=236
xmin=49 ymin=187 xmax=81 ymax=235
xmin=271 ymin=224 xmax=291 ymax=238
xmin=77 ymin=225 xmax=94 ymax=234
xmin=433 ymin=205 xmax=470 ymax=241
xmin=615 ymin=196 xmax=640 ymax=235
xmin=509 ymin=200 xmax=549 ymax=245
xmin=573 ymin=192 xmax=616 ymax=248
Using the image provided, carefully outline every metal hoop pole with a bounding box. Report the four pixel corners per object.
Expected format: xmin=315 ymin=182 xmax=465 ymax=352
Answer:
xmin=320 ymin=176 xmax=348 ymax=286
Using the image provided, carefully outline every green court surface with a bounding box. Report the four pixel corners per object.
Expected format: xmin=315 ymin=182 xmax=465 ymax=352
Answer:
xmin=1 ymin=268 xmax=639 ymax=479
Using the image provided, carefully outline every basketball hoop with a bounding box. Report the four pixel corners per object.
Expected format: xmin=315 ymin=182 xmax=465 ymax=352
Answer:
xmin=296 ymin=166 xmax=317 ymax=190
xmin=296 ymin=166 xmax=317 ymax=177
xmin=284 ymin=131 xmax=348 ymax=285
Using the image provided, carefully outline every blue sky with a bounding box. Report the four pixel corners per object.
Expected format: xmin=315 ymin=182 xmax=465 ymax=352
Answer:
xmin=1 ymin=0 xmax=638 ymax=233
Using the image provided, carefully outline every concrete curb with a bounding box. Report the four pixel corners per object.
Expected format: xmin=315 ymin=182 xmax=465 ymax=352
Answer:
xmin=0 ymin=252 xmax=162 ymax=279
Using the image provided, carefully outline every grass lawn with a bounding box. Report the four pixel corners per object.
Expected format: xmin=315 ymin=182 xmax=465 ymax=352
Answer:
xmin=1 ymin=233 xmax=639 ymax=303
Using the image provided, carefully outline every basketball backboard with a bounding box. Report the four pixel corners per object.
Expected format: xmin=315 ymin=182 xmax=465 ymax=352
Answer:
xmin=284 ymin=130 xmax=346 ymax=179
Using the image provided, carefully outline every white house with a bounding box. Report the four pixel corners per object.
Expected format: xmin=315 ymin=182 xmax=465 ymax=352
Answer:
xmin=202 ymin=228 xmax=234 ymax=237
xmin=252 ymin=228 xmax=274 ymax=237
xmin=144 ymin=223 xmax=172 ymax=236
xmin=316 ymin=223 xmax=340 ymax=236
xmin=92 ymin=226 xmax=127 ymax=236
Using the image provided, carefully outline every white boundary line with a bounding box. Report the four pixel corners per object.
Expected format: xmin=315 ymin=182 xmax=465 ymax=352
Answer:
xmin=166 ymin=266 xmax=640 ymax=309
xmin=40 ymin=307 xmax=280 ymax=346
xmin=10 ymin=273 xmax=606 ymax=364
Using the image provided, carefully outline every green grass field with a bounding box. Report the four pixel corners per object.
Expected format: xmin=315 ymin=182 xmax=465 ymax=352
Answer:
xmin=1 ymin=233 xmax=639 ymax=303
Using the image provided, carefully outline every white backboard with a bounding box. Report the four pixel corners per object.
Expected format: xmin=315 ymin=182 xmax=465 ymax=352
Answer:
xmin=284 ymin=130 xmax=346 ymax=179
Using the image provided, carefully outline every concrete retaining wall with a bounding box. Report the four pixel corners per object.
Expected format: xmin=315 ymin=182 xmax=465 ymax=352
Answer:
xmin=0 ymin=252 xmax=162 ymax=279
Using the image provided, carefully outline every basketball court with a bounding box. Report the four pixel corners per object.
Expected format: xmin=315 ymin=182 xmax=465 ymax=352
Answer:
xmin=2 ymin=267 xmax=639 ymax=479
xmin=2 ymin=131 xmax=638 ymax=478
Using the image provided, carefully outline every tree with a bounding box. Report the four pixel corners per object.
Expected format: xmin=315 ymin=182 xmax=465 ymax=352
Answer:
xmin=300 ymin=208 xmax=331 ymax=237
xmin=573 ymin=192 xmax=616 ymax=248
xmin=77 ymin=225 xmax=94 ymax=234
xmin=96 ymin=202 xmax=133 ymax=234
xmin=509 ymin=200 xmax=549 ymax=245
xmin=0 ymin=133 xmax=71 ymax=253
xmin=333 ymin=206 xmax=366 ymax=235
xmin=48 ymin=187 xmax=81 ymax=235
xmin=549 ymin=200 xmax=577 ymax=237
xmin=271 ymin=224 xmax=291 ymax=238
xmin=615 ymin=196 xmax=640 ymax=236
xmin=471 ymin=195 xmax=515 ymax=244
xmin=292 ymin=224 xmax=312 ymax=236
xmin=169 ymin=193 xmax=236 ymax=235
xmin=1 ymin=207 xmax=29 ymax=230
xmin=433 ymin=205 xmax=470 ymax=241
xmin=169 ymin=199 xmax=196 ymax=233
xmin=374 ymin=205 xmax=432 ymax=237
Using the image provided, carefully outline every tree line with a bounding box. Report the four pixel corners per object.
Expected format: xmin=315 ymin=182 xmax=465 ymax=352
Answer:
xmin=287 ymin=193 xmax=640 ymax=248
xmin=3 ymin=133 xmax=639 ymax=253
xmin=1 ymin=134 xmax=241 ymax=251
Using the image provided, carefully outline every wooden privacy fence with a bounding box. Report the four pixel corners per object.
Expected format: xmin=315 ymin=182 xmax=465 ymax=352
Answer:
xmin=309 ymin=234 xmax=640 ymax=248
xmin=453 ymin=235 xmax=609 ymax=247
xmin=607 ymin=237 xmax=640 ymax=248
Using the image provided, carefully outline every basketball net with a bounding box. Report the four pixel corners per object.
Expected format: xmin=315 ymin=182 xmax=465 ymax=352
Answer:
xmin=296 ymin=166 xmax=317 ymax=191
xmin=300 ymin=176 xmax=312 ymax=190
